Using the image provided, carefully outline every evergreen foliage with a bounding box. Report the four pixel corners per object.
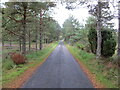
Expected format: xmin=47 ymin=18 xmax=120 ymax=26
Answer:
xmin=88 ymin=28 xmax=116 ymax=57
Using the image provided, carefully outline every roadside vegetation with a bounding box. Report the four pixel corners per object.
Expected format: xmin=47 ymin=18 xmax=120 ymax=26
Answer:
xmin=66 ymin=44 xmax=118 ymax=88
xmin=2 ymin=42 xmax=58 ymax=85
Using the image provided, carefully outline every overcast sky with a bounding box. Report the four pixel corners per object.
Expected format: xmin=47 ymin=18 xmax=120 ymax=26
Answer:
xmin=51 ymin=2 xmax=90 ymax=27
xmin=51 ymin=2 xmax=118 ymax=29
xmin=1 ymin=0 xmax=118 ymax=29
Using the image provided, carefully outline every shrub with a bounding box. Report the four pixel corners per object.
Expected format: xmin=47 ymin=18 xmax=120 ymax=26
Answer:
xmin=88 ymin=28 xmax=97 ymax=54
xmin=76 ymin=43 xmax=85 ymax=50
xmin=3 ymin=59 xmax=15 ymax=70
xmin=101 ymin=30 xmax=116 ymax=57
xmin=76 ymin=43 xmax=91 ymax=52
xmin=88 ymin=29 xmax=116 ymax=58
xmin=9 ymin=52 xmax=27 ymax=65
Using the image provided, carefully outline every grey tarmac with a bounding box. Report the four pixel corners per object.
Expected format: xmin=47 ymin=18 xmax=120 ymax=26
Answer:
xmin=22 ymin=42 xmax=94 ymax=88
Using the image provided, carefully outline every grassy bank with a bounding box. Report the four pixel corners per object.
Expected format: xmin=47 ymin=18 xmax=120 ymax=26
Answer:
xmin=2 ymin=42 xmax=58 ymax=85
xmin=66 ymin=44 xmax=118 ymax=88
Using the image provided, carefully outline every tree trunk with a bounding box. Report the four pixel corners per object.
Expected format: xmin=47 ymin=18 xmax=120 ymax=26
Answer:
xmin=118 ymin=5 xmax=120 ymax=88
xmin=2 ymin=37 xmax=4 ymax=47
xmin=118 ymin=36 xmax=120 ymax=57
xmin=39 ymin=32 xmax=42 ymax=50
xmin=36 ymin=25 xmax=38 ymax=51
xmin=118 ymin=2 xmax=120 ymax=59
xmin=28 ymin=28 xmax=31 ymax=51
xmin=19 ymin=37 xmax=22 ymax=52
xmin=22 ymin=25 xmax=26 ymax=55
xmin=96 ymin=1 xmax=102 ymax=59
xmin=9 ymin=38 xmax=11 ymax=47
xmin=34 ymin=13 xmax=38 ymax=52
xmin=39 ymin=10 xmax=43 ymax=50
xmin=46 ymin=39 xmax=47 ymax=44
xmin=22 ymin=6 xmax=27 ymax=55
xmin=44 ymin=34 xmax=45 ymax=44
xmin=18 ymin=27 xmax=21 ymax=52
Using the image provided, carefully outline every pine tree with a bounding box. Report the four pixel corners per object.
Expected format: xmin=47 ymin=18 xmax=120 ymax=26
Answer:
xmin=88 ymin=1 xmax=114 ymax=59
xmin=96 ymin=1 xmax=102 ymax=59
xmin=4 ymin=2 xmax=31 ymax=55
xmin=118 ymin=1 xmax=120 ymax=65
xmin=30 ymin=2 xmax=56 ymax=50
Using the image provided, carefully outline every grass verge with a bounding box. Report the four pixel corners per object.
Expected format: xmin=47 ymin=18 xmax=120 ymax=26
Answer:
xmin=2 ymin=42 xmax=58 ymax=86
xmin=66 ymin=44 xmax=118 ymax=88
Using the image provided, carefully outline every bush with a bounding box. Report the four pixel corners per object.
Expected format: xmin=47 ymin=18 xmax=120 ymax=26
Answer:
xmin=3 ymin=58 xmax=15 ymax=70
xmin=76 ymin=43 xmax=85 ymax=50
xmin=88 ymin=28 xmax=97 ymax=54
xmin=88 ymin=29 xmax=116 ymax=58
xmin=75 ymin=43 xmax=91 ymax=52
xmin=9 ymin=52 xmax=27 ymax=65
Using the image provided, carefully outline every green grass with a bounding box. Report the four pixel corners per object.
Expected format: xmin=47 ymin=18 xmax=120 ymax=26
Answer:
xmin=2 ymin=42 xmax=58 ymax=85
xmin=66 ymin=44 xmax=118 ymax=88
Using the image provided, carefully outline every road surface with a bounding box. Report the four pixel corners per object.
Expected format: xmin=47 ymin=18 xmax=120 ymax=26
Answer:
xmin=22 ymin=42 xmax=94 ymax=88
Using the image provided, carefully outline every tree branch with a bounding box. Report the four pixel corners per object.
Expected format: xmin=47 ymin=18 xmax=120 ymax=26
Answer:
xmin=8 ymin=16 xmax=23 ymax=23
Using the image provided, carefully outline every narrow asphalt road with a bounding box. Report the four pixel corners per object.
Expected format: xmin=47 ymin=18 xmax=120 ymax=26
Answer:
xmin=22 ymin=42 xmax=94 ymax=88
